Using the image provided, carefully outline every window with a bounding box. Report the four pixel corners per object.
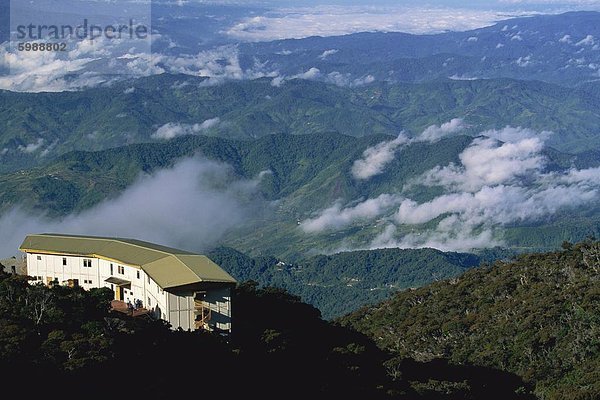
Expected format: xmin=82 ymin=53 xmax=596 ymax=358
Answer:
xmin=147 ymin=276 xmax=150 ymax=284
xmin=37 ymin=255 xmax=42 ymax=261
xmin=83 ymin=259 xmax=92 ymax=267
xmin=118 ymin=265 xmax=124 ymax=274
xmin=62 ymin=257 xmax=67 ymax=266
xmin=110 ymin=263 xmax=113 ymax=274
xmin=136 ymin=271 xmax=140 ymax=279
xmin=83 ymin=279 xmax=92 ymax=285
xmin=147 ymin=297 xmax=151 ymax=307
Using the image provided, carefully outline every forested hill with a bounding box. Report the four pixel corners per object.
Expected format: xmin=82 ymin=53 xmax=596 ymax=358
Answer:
xmin=241 ymin=12 xmax=600 ymax=87
xmin=3 ymin=242 xmax=597 ymax=398
xmin=340 ymin=240 xmax=600 ymax=399
xmin=208 ymin=246 xmax=481 ymax=319
xmin=2 ymin=74 xmax=600 ymax=173
xmin=0 ymin=272 xmax=535 ymax=399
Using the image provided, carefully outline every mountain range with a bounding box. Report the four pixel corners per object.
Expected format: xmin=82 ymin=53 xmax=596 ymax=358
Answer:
xmin=2 ymin=74 xmax=600 ymax=175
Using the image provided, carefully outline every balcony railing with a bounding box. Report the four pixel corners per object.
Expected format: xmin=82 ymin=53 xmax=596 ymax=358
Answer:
xmin=194 ymin=300 xmax=212 ymax=330
xmin=110 ymin=300 xmax=150 ymax=317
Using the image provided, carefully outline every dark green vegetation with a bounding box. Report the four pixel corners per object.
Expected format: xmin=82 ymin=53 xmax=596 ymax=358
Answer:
xmin=2 ymin=74 xmax=600 ymax=174
xmin=0 ymin=271 xmax=534 ymax=399
xmin=209 ymin=246 xmax=480 ymax=319
xmin=340 ymin=240 xmax=600 ymax=400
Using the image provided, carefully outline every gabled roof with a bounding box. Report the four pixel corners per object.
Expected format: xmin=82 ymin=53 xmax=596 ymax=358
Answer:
xmin=19 ymin=234 xmax=237 ymax=289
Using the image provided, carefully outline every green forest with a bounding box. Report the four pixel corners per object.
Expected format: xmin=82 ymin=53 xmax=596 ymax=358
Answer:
xmin=208 ymin=246 xmax=480 ymax=319
xmin=341 ymin=240 xmax=600 ymax=399
xmin=1 ymin=241 xmax=597 ymax=399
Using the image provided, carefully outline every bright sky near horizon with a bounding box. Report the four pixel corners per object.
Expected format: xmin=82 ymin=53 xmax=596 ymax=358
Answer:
xmin=189 ymin=0 xmax=600 ymax=9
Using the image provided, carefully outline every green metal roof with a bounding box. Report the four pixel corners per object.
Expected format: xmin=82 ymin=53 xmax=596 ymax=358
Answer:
xmin=19 ymin=234 xmax=237 ymax=289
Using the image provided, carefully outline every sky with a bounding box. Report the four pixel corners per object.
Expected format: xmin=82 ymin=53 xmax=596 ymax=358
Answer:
xmin=173 ymin=0 xmax=600 ymax=10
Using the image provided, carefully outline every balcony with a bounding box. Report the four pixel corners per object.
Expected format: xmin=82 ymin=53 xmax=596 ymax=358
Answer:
xmin=110 ymin=300 xmax=150 ymax=317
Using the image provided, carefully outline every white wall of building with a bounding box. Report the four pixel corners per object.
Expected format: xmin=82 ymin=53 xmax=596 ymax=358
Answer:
xmin=24 ymin=252 xmax=231 ymax=332
xmin=205 ymin=287 xmax=232 ymax=332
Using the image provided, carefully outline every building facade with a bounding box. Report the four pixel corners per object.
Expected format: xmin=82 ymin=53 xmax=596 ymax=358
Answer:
xmin=20 ymin=234 xmax=237 ymax=333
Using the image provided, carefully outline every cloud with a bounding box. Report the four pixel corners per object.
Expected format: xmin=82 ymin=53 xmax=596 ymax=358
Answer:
xmin=576 ymin=35 xmax=596 ymax=47
xmin=18 ymin=139 xmax=45 ymax=154
xmin=305 ymin=125 xmax=599 ymax=252
xmin=325 ymin=72 xmax=375 ymax=87
xmin=370 ymin=223 xmax=499 ymax=253
xmin=351 ymin=118 xmax=466 ymax=181
xmin=383 ymin=129 xmax=598 ymax=251
xmin=300 ymin=194 xmax=402 ymax=233
xmin=385 ymin=175 xmax=598 ymax=251
xmin=275 ymin=67 xmax=375 ymax=88
xmin=0 ymin=40 xmax=277 ymax=92
xmin=160 ymin=45 xmax=277 ymax=85
xmin=0 ymin=42 xmax=103 ymax=92
xmin=480 ymin=125 xmax=552 ymax=143
xmin=152 ymin=118 xmax=221 ymax=140
xmin=559 ymin=34 xmax=573 ymax=44
xmin=225 ymin=6 xmax=527 ymax=42
xmin=318 ymin=49 xmax=338 ymax=60
xmin=295 ymin=67 xmax=321 ymax=80
xmin=418 ymin=135 xmax=546 ymax=192
xmin=351 ymin=133 xmax=410 ymax=180
xmin=0 ymin=157 xmax=268 ymax=257
xmin=516 ymin=55 xmax=532 ymax=67
xmin=419 ymin=118 xmax=467 ymax=142
xmin=449 ymin=74 xmax=479 ymax=81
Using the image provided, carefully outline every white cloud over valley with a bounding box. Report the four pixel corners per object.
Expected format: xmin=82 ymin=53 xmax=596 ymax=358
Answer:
xmin=301 ymin=194 xmax=402 ymax=233
xmin=351 ymin=118 xmax=468 ymax=180
xmin=0 ymin=157 xmax=268 ymax=257
xmin=303 ymin=124 xmax=600 ymax=252
xmin=351 ymin=134 xmax=410 ymax=180
xmin=152 ymin=118 xmax=221 ymax=140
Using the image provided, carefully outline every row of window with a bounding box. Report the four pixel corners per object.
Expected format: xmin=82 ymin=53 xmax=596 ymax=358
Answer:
xmin=34 ymin=255 xmax=162 ymax=292
xmin=38 ymin=255 xmax=94 ymax=268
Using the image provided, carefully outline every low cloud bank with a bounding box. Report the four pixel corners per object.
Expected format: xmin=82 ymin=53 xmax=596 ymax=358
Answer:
xmin=303 ymin=125 xmax=600 ymax=252
xmin=351 ymin=118 xmax=468 ymax=180
xmin=152 ymin=118 xmax=221 ymax=140
xmin=0 ymin=157 xmax=268 ymax=257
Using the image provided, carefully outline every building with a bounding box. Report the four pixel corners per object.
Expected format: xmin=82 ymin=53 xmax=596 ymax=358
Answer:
xmin=19 ymin=233 xmax=237 ymax=333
